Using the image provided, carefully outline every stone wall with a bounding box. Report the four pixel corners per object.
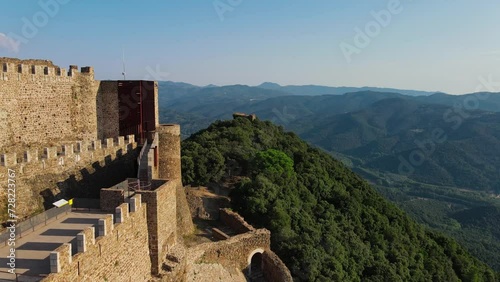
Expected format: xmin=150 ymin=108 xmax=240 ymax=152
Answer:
xmin=137 ymin=180 xmax=177 ymax=275
xmin=157 ymin=124 xmax=181 ymax=181
xmin=176 ymin=183 xmax=194 ymax=237
xmin=0 ymin=59 xmax=87 ymax=151
xmin=194 ymin=229 xmax=271 ymax=270
xmin=100 ymin=188 xmax=125 ymax=213
xmin=186 ymin=209 xmax=292 ymax=281
xmin=96 ymin=81 xmax=119 ymax=140
xmin=185 ymin=187 xmax=230 ymax=220
xmin=0 ymin=58 xmax=123 ymax=153
xmin=43 ymin=195 xmax=152 ymax=281
xmin=219 ymin=208 xmax=255 ymax=234
xmin=0 ymin=135 xmax=137 ymax=220
xmin=262 ymin=250 xmax=293 ymax=282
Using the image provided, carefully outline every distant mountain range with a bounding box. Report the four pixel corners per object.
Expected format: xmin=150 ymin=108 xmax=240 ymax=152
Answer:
xmin=257 ymin=82 xmax=439 ymax=96
xmin=159 ymin=81 xmax=439 ymax=99
xmin=158 ymin=81 xmax=500 ymax=270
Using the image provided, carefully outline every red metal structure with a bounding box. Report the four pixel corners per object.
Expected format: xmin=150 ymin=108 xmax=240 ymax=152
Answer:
xmin=117 ymin=81 xmax=156 ymax=144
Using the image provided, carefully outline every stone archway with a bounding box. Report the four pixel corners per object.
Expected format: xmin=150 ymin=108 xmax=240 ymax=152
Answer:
xmin=247 ymin=248 xmax=264 ymax=277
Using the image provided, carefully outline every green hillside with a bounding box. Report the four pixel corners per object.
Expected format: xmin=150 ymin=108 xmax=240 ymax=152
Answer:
xmin=181 ymin=118 xmax=498 ymax=281
xmin=161 ymin=85 xmax=500 ymax=271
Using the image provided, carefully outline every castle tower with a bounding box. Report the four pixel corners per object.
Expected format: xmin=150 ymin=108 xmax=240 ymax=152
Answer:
xmin=156 ymin=123 xmax=194 ymax=242
xmin=157 ymin=124 xmax=181 ymax=181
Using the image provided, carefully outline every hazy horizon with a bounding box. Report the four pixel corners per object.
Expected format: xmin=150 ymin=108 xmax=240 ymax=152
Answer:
xmin=1 ymin=0 xmax=500 ymax=94
xmin=161 ymin=80 xmax=447 ymax=94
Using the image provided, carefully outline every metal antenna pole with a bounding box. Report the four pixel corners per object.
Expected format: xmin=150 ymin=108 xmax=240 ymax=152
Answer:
xmin=122 ymin=48 xmax=126 ymax=80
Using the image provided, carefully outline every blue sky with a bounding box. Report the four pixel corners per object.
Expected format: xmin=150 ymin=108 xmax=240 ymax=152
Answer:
xmin=1 ymin=0 xmax=499 ymax=94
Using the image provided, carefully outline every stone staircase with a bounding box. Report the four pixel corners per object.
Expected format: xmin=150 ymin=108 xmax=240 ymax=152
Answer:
xmin=137 ymin=142 xmax=151 ymax=182
xmin=161 ymin=244 xmax=186 ymax=273
xmin=248 ymin=269 xmax=265 ymax=282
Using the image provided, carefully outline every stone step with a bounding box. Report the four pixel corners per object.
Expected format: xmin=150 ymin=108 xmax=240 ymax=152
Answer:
xmin=162 ymin=259 xmax=178 ymax=272
xmin=161 ymin=244 xmax=186 ymax=272
xmin=249 ymin=270 xmax=265 ymax=282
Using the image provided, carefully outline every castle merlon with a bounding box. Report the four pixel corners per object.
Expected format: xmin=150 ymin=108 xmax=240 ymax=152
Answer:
xmin=0 ymin=134 xmax=136 ymax=167
xmin=49 ymin=195 xmax=144 ymax=275
xmin=0 ymin=60 xmax=94 ymax=81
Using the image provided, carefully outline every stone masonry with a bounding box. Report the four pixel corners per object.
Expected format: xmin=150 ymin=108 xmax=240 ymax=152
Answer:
xmin=43 ymin=195 xmax=152 ymax=282
xmin=0 ymin=58 xmax=110 ymax=152
xmin=0 ymin=57 xmax=292 ymax=281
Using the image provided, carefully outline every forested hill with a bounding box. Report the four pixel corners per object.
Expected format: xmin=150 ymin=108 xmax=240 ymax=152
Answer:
xmin=181 ymin=118 xmax=498 ymax=281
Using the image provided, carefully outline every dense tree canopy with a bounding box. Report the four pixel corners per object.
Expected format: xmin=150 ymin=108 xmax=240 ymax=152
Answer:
xmin=181 ymin=118 xmax=498 ymax=281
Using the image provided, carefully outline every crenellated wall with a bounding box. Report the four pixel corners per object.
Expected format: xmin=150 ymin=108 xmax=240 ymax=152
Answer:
xmin=0 ymin=58 xmax=122 ymax=153
xmin=0 ymin=59 xmax=95 ymax=151
xmin=43 ymin=195 xmax=152 ymax=282
xmin=0 ymin=135 xmax=137 ymax=220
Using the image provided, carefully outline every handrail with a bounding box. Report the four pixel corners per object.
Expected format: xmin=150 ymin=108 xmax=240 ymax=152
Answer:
xmin=0 ymin=204 xmax=71 ymax=245
xmin=137 ymin=139 xmax=148 ymax=166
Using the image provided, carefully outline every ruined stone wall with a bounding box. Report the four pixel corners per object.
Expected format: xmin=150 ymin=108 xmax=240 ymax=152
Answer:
xmin=176 ymin=183 xmax=194 ymax=237
xmin=185 ymin=187 xmax=230 ymax=220
xmin=0 ymin=135 xmax=137 ymax=220
xmin=43 ymin=196 xmax=152 ymax=282
xmin=262 ymin=250 xmax=293 ymax=282
xmin=193 ymin=229 xmax=271 ymax=270
xmin=219 ymin=208 xmax=255 ymax=234
xmin=186 ymin=209 xmax=292 ymax=281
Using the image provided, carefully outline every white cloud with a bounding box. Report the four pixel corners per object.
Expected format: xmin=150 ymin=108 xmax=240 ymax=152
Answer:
xmin=0 ymin=33 xmax=20 ymax=53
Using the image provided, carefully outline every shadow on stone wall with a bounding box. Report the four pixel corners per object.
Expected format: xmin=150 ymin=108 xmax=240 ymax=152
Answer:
xmin=39 ymin=148 xmax=139 ymax=210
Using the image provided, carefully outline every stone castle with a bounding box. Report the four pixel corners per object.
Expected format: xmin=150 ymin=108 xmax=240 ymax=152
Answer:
xmin=0 ymin=58 xmax=292 ymax=281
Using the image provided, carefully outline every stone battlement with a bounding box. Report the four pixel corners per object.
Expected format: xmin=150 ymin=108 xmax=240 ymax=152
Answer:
xmin=0 ymin=58 xmax=94 ymax=81
xmin=44 ymin=194 xmax=152 ymax=281
xmin=0 ymin=134 xmax=135 ymax=169
xmin=0 ymin=57 xmax=105 ymax=151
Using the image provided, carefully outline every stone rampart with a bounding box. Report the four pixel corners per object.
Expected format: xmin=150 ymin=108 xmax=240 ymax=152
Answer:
xmin=0 ymin=135 xmax=137 ymax=220
xmin=0 ymin=58 xmax=122 ymax=153
xmin=43 ymin=195 xmax=152 ymax=281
